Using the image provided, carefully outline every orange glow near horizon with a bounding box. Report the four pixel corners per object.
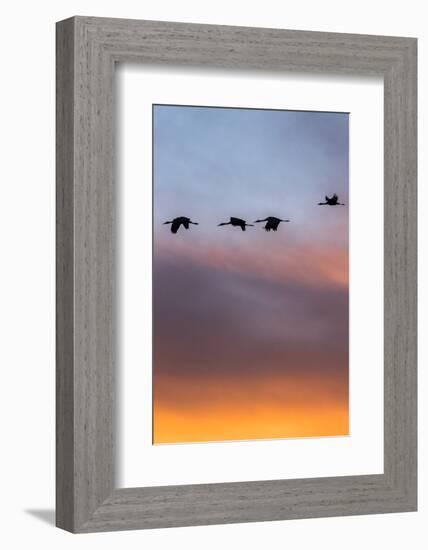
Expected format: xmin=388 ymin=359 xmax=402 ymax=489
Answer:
xmin=153 ymin=372 xmax=349 ymax=444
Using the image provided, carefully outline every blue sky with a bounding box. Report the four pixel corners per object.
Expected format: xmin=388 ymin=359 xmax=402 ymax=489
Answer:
xmin=153 ymin=104 xmax=348 ymax=247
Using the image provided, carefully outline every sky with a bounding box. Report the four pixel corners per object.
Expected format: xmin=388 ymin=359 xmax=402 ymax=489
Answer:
xmin=152 ymin=104 xmax=349 ymax=444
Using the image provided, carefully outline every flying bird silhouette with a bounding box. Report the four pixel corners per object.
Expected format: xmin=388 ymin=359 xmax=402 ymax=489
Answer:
xmin=218 ymin=217 xmax=253 ymax=231
xmin=254 ymin=216 xmax=290 ymax=231
xmin=318 ymin=193 xmax=345 ymax=206
xmin=163 ymin=216 xmax=199 ymax=234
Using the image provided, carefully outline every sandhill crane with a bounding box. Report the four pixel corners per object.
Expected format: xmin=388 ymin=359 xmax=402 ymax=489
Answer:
xmin=163 ymin=216 xmax=198 ymax=234
xmin=254 ymin=216 xmax=290 ymax=231
xmin=318 ymin=193 xmax=345 ymax=206
xmin=218 ymin=217 xmax=253 ymax=231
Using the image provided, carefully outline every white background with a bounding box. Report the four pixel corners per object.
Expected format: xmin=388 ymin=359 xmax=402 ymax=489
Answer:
xmin=0 ymin=1 xmax=425 ymax=549
xmin=118 ymin=67 xmax=384 ymax=487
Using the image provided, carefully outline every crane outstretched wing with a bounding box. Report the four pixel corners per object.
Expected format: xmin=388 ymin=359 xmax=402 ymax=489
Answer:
xmin=171 ymin=220 xmax=180 ymax=233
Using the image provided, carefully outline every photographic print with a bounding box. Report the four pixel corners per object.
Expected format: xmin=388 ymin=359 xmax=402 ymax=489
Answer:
xmin=153 ymin=104 xmax=349 ymax=444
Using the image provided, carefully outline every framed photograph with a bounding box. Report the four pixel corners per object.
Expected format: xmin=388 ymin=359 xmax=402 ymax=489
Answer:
xmin=56 ymin=16 xmax=417 ymax=532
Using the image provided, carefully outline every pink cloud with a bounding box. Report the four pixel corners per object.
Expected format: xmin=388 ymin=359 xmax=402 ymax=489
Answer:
xmin=156 ymin=236 xmax=348 ymax=290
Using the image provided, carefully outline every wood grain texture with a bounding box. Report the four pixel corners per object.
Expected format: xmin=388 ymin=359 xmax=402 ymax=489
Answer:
xmin=56 ymin=16 xmax=417 ymax=533
xmin=56 ymin=18 xmax=75 ymax=531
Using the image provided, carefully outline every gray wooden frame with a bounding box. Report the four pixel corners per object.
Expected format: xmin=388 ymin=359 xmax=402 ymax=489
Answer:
xmin=56 ymin=16 xmax=417 ymax=533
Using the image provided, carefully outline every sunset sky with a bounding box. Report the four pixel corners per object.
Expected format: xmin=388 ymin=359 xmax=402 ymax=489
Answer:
xmin=153 ymin=104 xmax=349 ymax=444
